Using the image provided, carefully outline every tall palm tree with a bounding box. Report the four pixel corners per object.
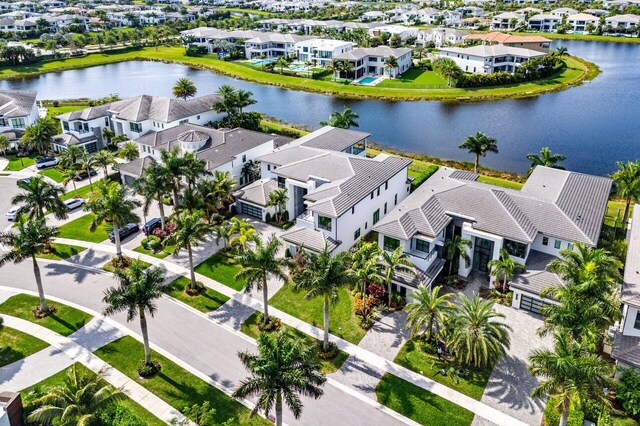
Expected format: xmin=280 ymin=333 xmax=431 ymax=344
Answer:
xmin=321 ymin=107 xmax=359 ymax=129
xmin=447 ymin=295 xmax=511 ymax=369
xmin=160 ymin=148 xmax=186 ymax=207
xmin=0 ymin=135 xmax=10 ymax=155
xmin=91 ymin=149 xmax=116 ymax=178
xmin=229 ymin=225 xmax=258 ymax=254
xmin=61 ymin=167 xmax=79 ymax=192
xmin=213 ymin=220 xmax=234 ymax=251
xmin=85 ymin=181 xmax=141 ymax=261
xmin=21 ymin=117 xmax=57 ymax=154
xmin=12 ymin=176 xmax=67 ymax=220
xmin=384 ymin=55 xmax=399 ymax=77
xmin=27 ymin=364 xmax=125 ymax=425
xmin=458 ymin=132 xmax=499 ymax=173
xmin=353 ymin=258 xmax=383 ymax=315
xmin=164 ymin=211 xmax=212 ymax=291
xmin=488 ymin=248 xmax=525 ymax=292
xmin=58 ymin=144 xmax=85 ymax=169
xmin=235 ymin=89 xmax=256 ymax=114
xmin=266 ymin=188 xmax=288 ymax=222
xmin=556 ymin=46 xmax=568 ymax=56
xmin=381 ymin=246 xmax=414 ymax=306
xmin=235 ymin=237 xmax=288 ymax=325
xmin=529 ymin=332 xmax=613 ymax=426
xmin=172 ymin=77 xmax=197 ymax=100
xmin=134 ymin=163 xmax=172 ymax=231
xmin=119 ymin=141 xmax=139 ymax=161
xmin=526 ymin=147 xmax=566 ymax=175
xmin=0 ymin=218 xmax=58 ymax=314
xmin=103 ymin=260 xmax=167 ymax=368
xmin=294 ymin=246 xmax=354 ymax=350
xmin=547 ymin=243 xmax=622 ymax=289
xmin=233 ymin=331 xmax=326 ymax=426
xmin=443 ymin=236 xmax=472 ymax=276
xmin=181 ymin=152 xmax=209 ymax=191
xmin=611 ymin=160 xmax=640 ymax=229
xmin=404 ymin=286 xmax=453 ymax=342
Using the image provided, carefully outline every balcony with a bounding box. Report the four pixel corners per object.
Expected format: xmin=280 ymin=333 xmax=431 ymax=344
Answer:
xmin=296 ymin=210 xmax=314 ymax=230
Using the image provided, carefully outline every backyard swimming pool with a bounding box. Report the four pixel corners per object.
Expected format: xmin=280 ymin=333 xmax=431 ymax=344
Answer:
xmin=251 ymin=59 xmax=273 ymax=66
xmin=356 ymin=77 xmax=378 ymax=85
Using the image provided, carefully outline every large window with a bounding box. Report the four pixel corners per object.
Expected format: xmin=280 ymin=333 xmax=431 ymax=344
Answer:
xmin=11 ymin=118 xmax=25 ymax=128
xmin=373 ymin=209 xmax=380 ymax=224
xmin=354 ymin=228 xmax=361 ymax=241
xmin=383 ymin=236 xmax=400 ymax=251
xmin=129 ymin=122 xmax=142 ymax=133
xmin=504 ymin=239 xmax=527 ymax=258
xmin=415 ymin=239 xmax=430 ymax=253
xmin=277 ymin=176 xmax=286 ymax=189
xmin=635 ymin=311 xmax=640 ymax=330
xmin=318 ymin=216 xmax=332 ymax=231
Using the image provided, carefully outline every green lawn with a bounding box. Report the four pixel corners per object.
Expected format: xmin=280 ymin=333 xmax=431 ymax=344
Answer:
xmin=57 ymin=213 xmax=112 ymax=243
xmin=102 ymin=259 xmax=152 ymax=273
xmin=195 ymin=252 xmax=246 ymax=291
xmin=133 ymin=243 xmax=174 ymax=259
xmin=0 ymin=294 xmax=92 ymax=337
xmin=376 ymin=373 xmax=474 ymax=426
xmin=3 ymin=154 xmax=36 ymax=171
xmin=164 ymin=276 xmax=229 ymax=313
xmin=38 ymin=167 xmax=64 ymax=183
xmin=477 ymin=175 xmax=525 ymax=190
xmin=394 ymin=339 xmax=492 ymax=400
xmin=94 ymin=336 xmax=269 ymax=425
xmin=0 ymin=326 xmax=49 ymax=367
xmin=378 ymin=69 xmax=448 ymax=89
xmin=240 ymin=311 xmax=349 ymax=375
xmin=59 ymin=182 xmax=97 ymax=201
xmin=268 ymin=281 xmax=367 ymax=345
xmin=36 ymin=242 xmax=86 ymax=261
xmin=606 ymin=200 xmax=628 ymax=228
xmin=21 ymin=363 xmax=165 ymax=426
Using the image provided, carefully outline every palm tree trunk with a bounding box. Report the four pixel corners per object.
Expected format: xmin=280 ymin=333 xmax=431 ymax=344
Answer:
xmin=622 ymin=196 xmax=631 ymax=230
xmin=474 ymin=155 xmax=479 ymax=174
xmin=275 ymin=391 xmax=283 ymax=426
xmin=158 ymin=199 xmax=166 ymax=231
xmin=113 ymin=219 xmax=122 ymax=260
xmin=323 ymin=294 xmax=330 ymax=351
xmin=503 ymin=276 xmax=508 ymax=293
xmin=559 ymin=405 xmax=570 ymax=426
xmin=32 ymin=255 xmax=48 ymax=313
xmin=387 ymin=278 xmax=393 ymax=306
xmin=139 ymin=307 xmax=152 ymax=365
xmin=187 ymin=242 xmax=196 ymax=291
xmin=426 ymin=315 xmax=433 ymax=342
xmin=172 ymin=183 xmax=180 ymax=208
xmin=262 ymin=276 xmax=270 ymax=324
xmin=87 ymin=165 xmax=93 ymax=189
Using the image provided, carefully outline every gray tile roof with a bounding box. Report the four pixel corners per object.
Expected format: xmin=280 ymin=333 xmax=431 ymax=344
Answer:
xmin=281 ymin=227 xmax=340 ymax=252
xmin=118 ymin=156 xmax=155 ymax=178
xmin=0 ymin=89 xmax=36 ymax=119
xmin=52 ymin=133 xmax=82 ymax=147
xmin=256 ymin=146 xmax=320 ymax=166
xmin=390 ymin=258 xmax=445 ymax=288
xmin=623 ymin=206 xmax=640 ymax=307
xmin=612 ymin=332 xmax=640 ymax=368
xmin=235 ymin=179 xmax=277 ymax=207
xmin=334 ymin=46 xmax=412 ymax=60
xmin=510 ymin=250 xmax=563 ymax=296
xmin=300 ymin=127 xmax=370 ymax=152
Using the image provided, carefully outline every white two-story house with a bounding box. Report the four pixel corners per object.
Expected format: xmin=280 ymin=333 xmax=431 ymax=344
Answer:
xmin=244 ymin=33 xmax=311 ymax=59
xmin=294 ymin=39 xmax=354 ymax=68
xmin=373 ymin=166 xmax=612 ymax=310
xmin=0 ymin=89 xmax=38 ymax=146
xmin=333 ymin=47 xmax=413 ymax=79
xmin=439 ymin=44 xmax=547 ymax=74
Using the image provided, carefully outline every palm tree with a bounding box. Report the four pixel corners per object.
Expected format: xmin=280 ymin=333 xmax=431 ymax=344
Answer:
xmin=447 ymin=295 xmax=511 ymax=369
xmin=321 ymin=107 xmax=359 ymax=129
xmin=547 ymin=243 xmax=622 ymax=289
xmin=235 ymin=89 xmax=256 ymax=114
xmin=294 ymin=246 xmax=353 ymax=350
xmin=458 ymin=132 xmax=499 ymax=173
xmin=61 ymin=167 xmax=79 ymax=192
xmin=266 ymin=188 xmax=288 ymax=222
xmin=233 ymin=331 xmax=326 ymax=426
xmin=526 ymin=147 xmax=566 ymax=175
xmin=404 ymin=286 xmax=453 ymax=342
xmin=529 ymin=332 xmax=613 ymax=426
xmin=58 ymin=144 xmax=85 ymax=169
xmin=229 ymin=225 xmax=258 ymax=254
xmin=443 ymin=236 xmax=472 ymax=276
xmin=78 ymin=151 xmax=97 ymax=189
xmin=172 ymin=77 xmax=197 ymax=100
xmin=0 ymin=135 xmax=10 ymax=155
xmin=275 ymin=56 xmax=290 ymax=74
xmin=85 ymin=181 xmax=141 ymax=261
xmin=27 ymin=364 xmax=125 ymax=425
xmin=119 ymin=141 xmax=139 ymax=161
xmin=181 ymin=152 xmax=209 ymax=191
xmin=21 ymin=117 xmax=57 ymax=154
xmin=556 ymin=46 xmax=568 ymax=56
xmin=102 ymin=128 xmax=115 ymax=147
xmin=381 ymin=246 xmax=414 ymax=305
xmin=213 ymin=220 xmax=234 ymax=251
xmin=12 ymin=176 xmax=67 ymax=220
xmin=134 ymin=163 xmax=171 ymax=231
xmin=164 ymin=211 xmax=212 ymax=291
xmin=103 ymin=260 xmax=167 ymax=368
xmin=91 ymin=149 xmax=116 ymax=178
xmin=235 ymin=237 xmax=288 ymax=325
xmin=353 ymin=258 xmax=383 ymax=316
xmin=0 ymin=218 xmax=58 ymax=314
xmin=160 ymin=148 xmax=186 ymax=207
xmin=384 ymin=55 xmax=399 ymax=77
xmin=611 ymin=160 xmax=640 ymax=229
xmin=488 ymin=248 xmax=525 ymax=292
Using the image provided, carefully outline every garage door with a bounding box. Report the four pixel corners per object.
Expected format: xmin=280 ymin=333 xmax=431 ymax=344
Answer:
xmin=520 ymin=295 xmax=549 ymax=316
xmin=240 ymin=202 xmax=262 ymax=219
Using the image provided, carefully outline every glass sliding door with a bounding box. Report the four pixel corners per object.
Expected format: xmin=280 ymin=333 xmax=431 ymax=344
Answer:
xmin=472 ymin=237 xmax=494 ymax=273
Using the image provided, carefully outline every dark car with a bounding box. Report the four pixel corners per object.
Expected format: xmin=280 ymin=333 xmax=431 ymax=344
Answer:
xmin=109 ymin=223 xmax=139 ymax=243
xmin=73 ymin=168 xmax=98 ymax=181
xmin=142 ymin=217 xmax=165 ymax=235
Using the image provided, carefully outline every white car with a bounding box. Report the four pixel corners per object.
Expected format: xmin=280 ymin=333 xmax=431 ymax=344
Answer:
xmin=5 ymin=206 xmax=22 ymax=221
xmin=35 ymin=157 xmax=59 ymax=170
xmin=64 ymin=198 xmax=86 ymax=211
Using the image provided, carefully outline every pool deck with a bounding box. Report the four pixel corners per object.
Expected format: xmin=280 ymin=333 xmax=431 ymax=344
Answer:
xmin=352 ymin=75 xmax=387 ymax=86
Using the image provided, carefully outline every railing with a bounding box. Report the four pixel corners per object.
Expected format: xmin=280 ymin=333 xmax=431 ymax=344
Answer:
xmin=297 ymin=210 xmax=313 ymax=223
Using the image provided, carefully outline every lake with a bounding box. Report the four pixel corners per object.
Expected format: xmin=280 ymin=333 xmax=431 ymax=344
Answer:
xmin=2 ymin=39 xmax=638 ymax=175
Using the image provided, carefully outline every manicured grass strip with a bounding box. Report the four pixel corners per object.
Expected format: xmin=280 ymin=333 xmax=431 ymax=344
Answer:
xmin=195 ymin=251 xmax=246 ymax=291
xmin=95 ymin=336 xmax=269 ymax=425
xmin=3 ymin=154 xmax=36 ymax=171
xmin=59 ymin=182 xmax=97 ymax=201
xmin=376 ymin=373 xmax=474 ymax=426
xmin=394 ymin=339 xmax=491 ymax=400
xmin=57 ymin=213 xmax=112 ymax=243
xmin=21 ymin=362 xmax=165 ymax=426
xmin=36 ymin=242 xmax=86 ymax=261
xmin=38 ymin=168 xmax=64 ymax=183
xmin=0 ymin=326 xmax=49 ymax=367
xmin=241 ymin=311 xmax=349 ymax=375
xmin=605 ymin=200 xmax=628 ymax=228
xmin=133 ymin=244 xmax=172 ymax=259
xmin=378 ymin=69 xmax=448 ymax=89
xmin=269 ymin=281 xmax=367 ymax=345
xmin=477 ymin=175 xmax=524 ymax=190
xmin=103 ymin=259 xmax=152 ymax=273
xmin=0 ymin=294 xmax=92 ymax=337
xmin=164 ymin=276 xmax=229 ymax=313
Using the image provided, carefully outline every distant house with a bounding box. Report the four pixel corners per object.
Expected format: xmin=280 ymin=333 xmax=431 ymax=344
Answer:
xmin=464 ymin=31 xmax=551 ymax=53
xmin=294 ymin=39 xmax=354 ymax=67
xmin=551 ymin=7 xmax=578 ymax=17
xmin=566 ymin=13 xmax=600 ymax=32
xmin=0 ymin=89 xmax=38 ymax=147
xmin=368 ymin=24 xmax=419 ymax=41
xmin=417 ymin=28 xmax=467 ymax=47
xmin=181 ymin=28 xmax=265 ymax=54
xmin=439 ymin=44 xmax=546 ymax=74
xmin=244 ymin=33 xmax=311 ymax=59
xmin=491 ymin=12 xmax=524 ymax=30
xmin=527 ymin=14 xmax=562 ymax=32
xmin=333 ymin=46 xmax=412 ymax=78
xmin=605 ymin=14 xmax=640 ymax=32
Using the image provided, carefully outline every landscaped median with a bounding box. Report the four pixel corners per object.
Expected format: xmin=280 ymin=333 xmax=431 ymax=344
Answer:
xmin=0 ymin=46 xmax=598 ymax=102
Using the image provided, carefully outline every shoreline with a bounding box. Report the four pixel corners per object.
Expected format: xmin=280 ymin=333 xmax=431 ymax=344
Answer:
xmin=0 ymin=46 xmax=599 ymax=103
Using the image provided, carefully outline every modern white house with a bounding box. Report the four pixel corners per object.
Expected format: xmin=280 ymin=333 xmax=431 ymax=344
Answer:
xmin=605 ymin=14 xmax=640 ymax=32
xmin=333 ymin=46 xmax=413 ymax=79
xmin=551 ymin=7 xmax=578 ymax=16
xmin=181 ymin=27 xmax=265 ymax=53
xmin=416 ymin=28 xmax=467 ymax=47
xmin=527 ymin=14 xmax=562 ymax=32
xmin=491 ymin=12 xmax=524 ymax=30
xmin=566 ymin=13 xmax=600 ymax=32
xmin=464 ymin=32 xmax=551 ymax=53
xmin=0 ymin=89 xmax=38 ymax=146
xmin=294 ymin=39 xmax=354 ymax=67
xmin=244 ymin=33 xmax=311 ymax=59
xmin=368 ymin=24 xmax=419 ymax=41
xmin=373 ymin=166 xmax=612 ymax=309
xmin=53 ymin=94 xmax=222 ymax=153
xmin=439 ymin=44 xmax=546 ymax=74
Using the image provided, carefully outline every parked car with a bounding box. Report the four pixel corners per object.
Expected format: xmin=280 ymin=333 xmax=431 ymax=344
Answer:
xmin=142 ymin=217 xmax=166 ymax=235
xmin=109 ymin=223 xmax=139 ymax=243
xmin=35 ymin=156 xmax=59 ymax=169
xmin=63 ymin=198 xmax=86 ymax=211
xmin=5 ymin=206 xmax=22 ymax=221
xmin=73 ymin=168 xmax=98 ymax=181
xmin=17 ymin=177 xmax=31 ymax=185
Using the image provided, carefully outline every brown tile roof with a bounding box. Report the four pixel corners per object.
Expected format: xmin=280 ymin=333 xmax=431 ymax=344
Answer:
xmin=465 ymin=31 xmax=551 ymax=44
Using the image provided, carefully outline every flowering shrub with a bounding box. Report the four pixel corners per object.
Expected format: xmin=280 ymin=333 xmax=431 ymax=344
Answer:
xmin=153 ymin=222 xmax=176 ymax=239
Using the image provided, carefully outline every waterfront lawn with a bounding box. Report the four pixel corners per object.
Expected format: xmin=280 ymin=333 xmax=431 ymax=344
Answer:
xmin=36 ymin=242 xmax=86 ymax=261
xmin=95 ymin=336 xmax=269 ymax=425
xmin=394 ymin=339 xmax=491 ymax=400
xmin=269 ymin=281 xmax=367 ymax=345
xmin=605 ymin=200 xmax=629 ymax=228
xmin=194 ymin=252 xmax=246 ymax=291
xmin=164 ymin=276 xmax=229 ymax=313
xmin=0 ymin=327 xmax=49 ymax=367
xmin=0 ymin=294 xmax=92 ymax=336
xmin=57 ymin=213 xmax=111 ymax=243
xmin=476 ymin=175 xmax=524 ymax=190
xmin=240 ymin=311 xmax=349 ymax=374
xmin=21 ymin=363 xmax=165 ymax=426
xmin=376 ymin=373 xmax=474 ymax=426
xmin=378 ymin=69 xmax=448 ymax=88
xmin=4 ymin=154 xmax=36 ymax=171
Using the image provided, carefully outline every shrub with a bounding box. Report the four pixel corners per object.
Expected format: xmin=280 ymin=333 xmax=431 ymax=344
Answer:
xmin=265 ymin=212 xmax=271 ymax=222
xmin=411 ymin=165 xmax=439 ymax=192
xmin=99 ymin=404 xmax=146 ymax=426
xmin=52 ymin=100 xmax=59 ymax=107
xmin=617 ymin=368 xmax=640 ymax=418
xmin=137 ymin=360 xmax=161 ymax=378
xmin=153 ymin=222 xmax=176 ymax=239
xmin=282 ymin=210 xmax=289 ymax=221
xmin=316 ymin=341 xmax=339 ymax=360
xmin=141 ymin=235 xmax=161 ymax=252
xmin=256 ymin=313 xmax=281 ymax=332
xmin=185 ymin=45 xmax=208 ymax=56
xmin=184 ymin=280 xmax=206 ymax=296
xmin=367 ymin=283 xmax=386 ymax=302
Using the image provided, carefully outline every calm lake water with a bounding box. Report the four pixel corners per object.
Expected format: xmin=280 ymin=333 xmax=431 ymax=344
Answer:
xmin=2 ymin=40 xmax=639 ymax=175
